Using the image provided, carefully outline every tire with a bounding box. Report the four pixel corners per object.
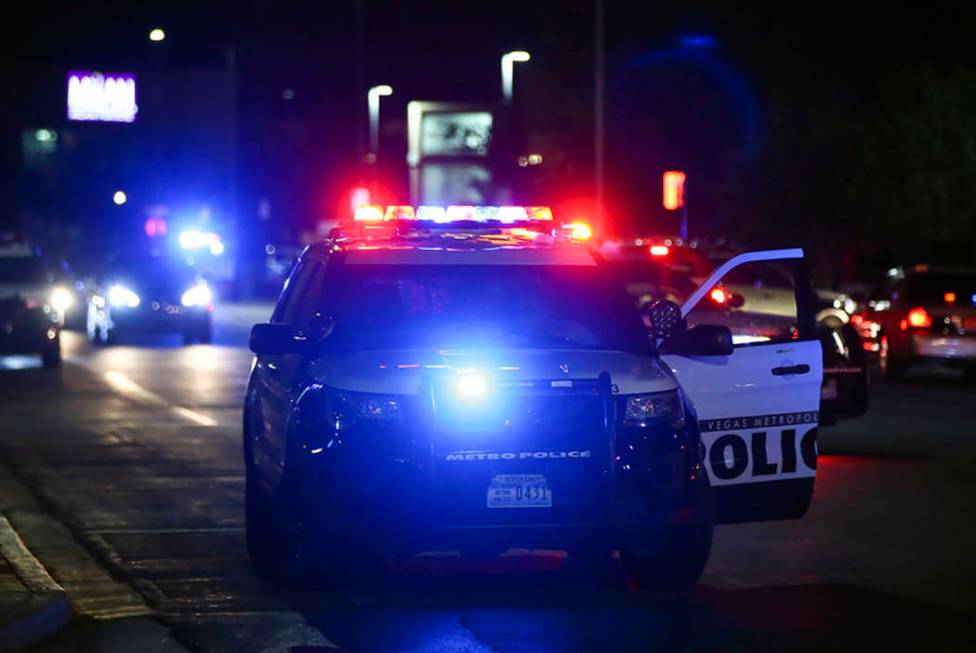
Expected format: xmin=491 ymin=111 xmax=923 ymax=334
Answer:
xmin=883 ymin=356 xmax=909 ymax=381
xmin=245 ymin=463 xmax=276 ymax=578
xmin=964 ymin=366 xmax=976 ymax=384
xmin=248 ymin=433 xmax=350 ymax=587
xmin=620 ymin=519 xmax=713 ymax=590
xmin=41 ymin=342 xmax=61 ymax=368
xmin=183 ymin=320 xmax=212 ymax=345
xmin=198 ymin=324 xmax=213 ymax=344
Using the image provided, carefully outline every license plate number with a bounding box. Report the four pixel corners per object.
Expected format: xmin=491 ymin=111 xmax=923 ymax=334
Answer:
xmin=486 ymin=474 xmax=551 ymax=508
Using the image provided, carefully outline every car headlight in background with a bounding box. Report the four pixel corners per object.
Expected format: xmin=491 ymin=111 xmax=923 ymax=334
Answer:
xmin=108 ymin=285 xmax=140 ymax=308
xmin=622 ymin=390 xmax=686 ymax=430
xmin=181 ymin=283 xmax=213 ymax=308
xmin=49 ymin=287 xmax=74 ymax=312
xmin=179 ymin=230 xmax=224 ymax=256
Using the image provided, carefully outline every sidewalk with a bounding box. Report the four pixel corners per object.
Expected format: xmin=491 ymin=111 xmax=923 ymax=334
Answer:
xmin=0 ymin=514 xmax=70 ymax=651
xmin=0 ymin=464 xmax=191 ymax=652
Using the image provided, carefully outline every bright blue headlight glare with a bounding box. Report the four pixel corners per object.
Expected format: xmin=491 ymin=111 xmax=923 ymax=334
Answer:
xmin=181 ymin=284 xmax=213 ymax=307
xmin=454 ymin=373 xmax=490 ymax=403
xmin=107 ymin=285 xmax=140 ymax=308
xmin=623 ymin=390 xmax=685 ymax=430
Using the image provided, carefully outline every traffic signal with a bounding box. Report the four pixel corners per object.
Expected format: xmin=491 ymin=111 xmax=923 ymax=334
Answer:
xmin=662 ymin=171 xmax=686 ymax=210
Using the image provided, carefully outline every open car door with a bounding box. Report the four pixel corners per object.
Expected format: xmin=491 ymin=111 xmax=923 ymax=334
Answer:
xmin=661 ymin=249 xmax=823 ymax=523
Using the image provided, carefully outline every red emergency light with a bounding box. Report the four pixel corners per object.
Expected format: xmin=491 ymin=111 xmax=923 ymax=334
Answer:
xmin=662 ymin=171 xmax=686 ymax=211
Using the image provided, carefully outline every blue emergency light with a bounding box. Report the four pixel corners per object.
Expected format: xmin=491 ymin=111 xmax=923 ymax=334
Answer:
xmin=353 ymin=205 xmax=553 ymax=224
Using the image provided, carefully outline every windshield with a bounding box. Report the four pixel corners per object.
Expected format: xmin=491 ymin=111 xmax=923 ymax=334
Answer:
xmin=321 ymin=264 xmax=650 ymax=353
xmin=0 ymin=258 xmax=50 ymax=284
xmin=604 ymin=259 xmax=698 ymax=307
xmin=106 ymin=257 xmax=196 ymax=295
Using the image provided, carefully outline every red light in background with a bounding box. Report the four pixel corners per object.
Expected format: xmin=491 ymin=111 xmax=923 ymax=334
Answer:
xmin=709 ymin=287 xmax=728 ymax=304
xmin=662 ymin=171 xmax=686 ymax=210
xmin=350 ymin=186 xmax=371 ymax=213
xmin=944 ymin=292 xmax=956 ymax=304
xmin=906 ymin=306 xmax=932 ymax=329
xmin=564 ymin=222 xmax=592 ymax=241
xmin=144 ymin=216 xmax=167 ymax=237
xmin=649 ymin=245 xmax=670 ymax=257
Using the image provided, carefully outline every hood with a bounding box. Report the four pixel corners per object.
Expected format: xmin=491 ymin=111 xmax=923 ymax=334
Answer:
xmin=307 ymin=348 xmax=677 ymax=395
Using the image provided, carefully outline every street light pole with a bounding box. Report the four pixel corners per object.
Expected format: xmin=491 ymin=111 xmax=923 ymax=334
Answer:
xmin=501 ymin=51 xmax=531 ymax=105
xmin=367 ymin=84 xmax=393 ymax=161
xmin=594 ymin=0 xmax=605 ymax=234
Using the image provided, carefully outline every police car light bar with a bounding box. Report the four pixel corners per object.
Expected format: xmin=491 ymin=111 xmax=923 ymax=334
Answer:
xmin=353 ymin=205 xmax=553 ymax=224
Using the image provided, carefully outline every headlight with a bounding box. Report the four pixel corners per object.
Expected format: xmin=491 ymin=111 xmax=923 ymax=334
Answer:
xmin=108 ymin=285 xmax=140 ymax=308
xmin=181 ymin=284 xmax=213 ymax=308
xmin=331 ymin=391 xmax=402 ymax=427
xmin=50 ymin=287 xmax=74 ymax=312
xmin=453 ymin=372 xmax=490 ymax=403
xmin=622 ymin=390 xmax=685 ymax=430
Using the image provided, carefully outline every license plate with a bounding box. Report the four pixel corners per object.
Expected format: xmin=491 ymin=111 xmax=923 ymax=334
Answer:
xmin=486 ymin=474 xmax=551 ymax=509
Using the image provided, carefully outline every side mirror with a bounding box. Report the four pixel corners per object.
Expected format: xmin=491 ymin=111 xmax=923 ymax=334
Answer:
xmin=661 ymin=324 xmax=734 ymax=357
xmin=643 ymin=299 xmax=686 ymax=338
xmin=250 ymin=323 xmax=307 ymax=355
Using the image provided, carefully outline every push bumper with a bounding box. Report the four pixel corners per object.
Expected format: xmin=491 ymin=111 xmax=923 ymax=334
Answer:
xmin=294 ymin=426 xmax=707 ymax=553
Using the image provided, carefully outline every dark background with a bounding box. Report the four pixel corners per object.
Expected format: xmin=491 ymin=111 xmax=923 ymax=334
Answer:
xmin=2 ymin=1 xmax=975 ymax=287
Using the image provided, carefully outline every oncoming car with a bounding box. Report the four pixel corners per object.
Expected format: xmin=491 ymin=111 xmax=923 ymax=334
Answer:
xmin=87 ymin=256 xmax=214 ymax=345
xmin=243 ymin=205 xmax=823 ymax=588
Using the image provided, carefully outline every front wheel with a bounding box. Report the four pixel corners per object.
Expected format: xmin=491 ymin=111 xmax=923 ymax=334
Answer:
xmin=620 ymin=520 xmax=713 ymax=590
xmin=41 ymin=341 xmax=61 ymax=368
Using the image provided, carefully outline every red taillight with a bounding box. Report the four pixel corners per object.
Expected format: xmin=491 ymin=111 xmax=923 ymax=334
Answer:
xmin=649 ymin=245 xmax=669 ymax=257
xmin=709 ymin=287 xmax=728 ymax=305
xmin=905 ymin=306 xmax=932 ymax=329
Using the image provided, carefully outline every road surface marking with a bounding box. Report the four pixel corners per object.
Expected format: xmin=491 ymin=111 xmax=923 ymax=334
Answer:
xmin=97 ymin=368 xmax=220 ymax=427
xmin=170 ymin=405 xmax=220 ymax=427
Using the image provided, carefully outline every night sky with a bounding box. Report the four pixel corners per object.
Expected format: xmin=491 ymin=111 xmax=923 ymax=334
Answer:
xmin=3 ymin=2 xmax=975 ymax=276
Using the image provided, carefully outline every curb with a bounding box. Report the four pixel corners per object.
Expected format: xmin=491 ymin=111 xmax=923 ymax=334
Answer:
xmin=0 ymin=515 xmax=72 ymax=651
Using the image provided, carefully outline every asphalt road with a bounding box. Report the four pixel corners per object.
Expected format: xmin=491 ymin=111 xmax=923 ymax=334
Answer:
xmin=0 ymin=305 xmax=973 ymax=652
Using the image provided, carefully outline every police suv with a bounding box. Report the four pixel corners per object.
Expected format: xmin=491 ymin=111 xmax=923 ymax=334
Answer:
xmin=243 ymin=205 xmax=823 ymax=588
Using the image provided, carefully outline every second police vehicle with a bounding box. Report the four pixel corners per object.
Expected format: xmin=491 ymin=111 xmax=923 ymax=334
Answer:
xmin=244 ymin=205 xmax=823 ymax=588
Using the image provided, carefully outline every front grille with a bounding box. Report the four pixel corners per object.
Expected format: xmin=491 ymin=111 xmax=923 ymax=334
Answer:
xmin=428 ymin=378 xmax=612 ymax=528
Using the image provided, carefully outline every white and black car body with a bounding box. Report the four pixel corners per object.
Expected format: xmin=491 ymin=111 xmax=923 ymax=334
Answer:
xmin=243 ymin=223 xmax=823 ymax=587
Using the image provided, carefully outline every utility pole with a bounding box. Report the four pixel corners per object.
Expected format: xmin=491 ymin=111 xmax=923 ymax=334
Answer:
xmin=594 ymin=0 xmax=605 ymax=234
xmin=354 ymin=0 xmax=366 ymax=164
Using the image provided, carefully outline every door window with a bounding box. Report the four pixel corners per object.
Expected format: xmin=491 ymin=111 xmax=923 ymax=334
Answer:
xmin=685 ymin=261 xmax=801 ymax=346
xmin=279 ymin=262 xmax=326 ymax=327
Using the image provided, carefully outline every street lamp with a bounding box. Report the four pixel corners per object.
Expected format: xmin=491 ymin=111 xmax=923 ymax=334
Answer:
xmin=367 ymin=84 xmax=393 ymax=161
xmin=501 ymin=50 xmax=531 ymax=105
xmin=149 ymin=28 xmax=165 ymax=42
